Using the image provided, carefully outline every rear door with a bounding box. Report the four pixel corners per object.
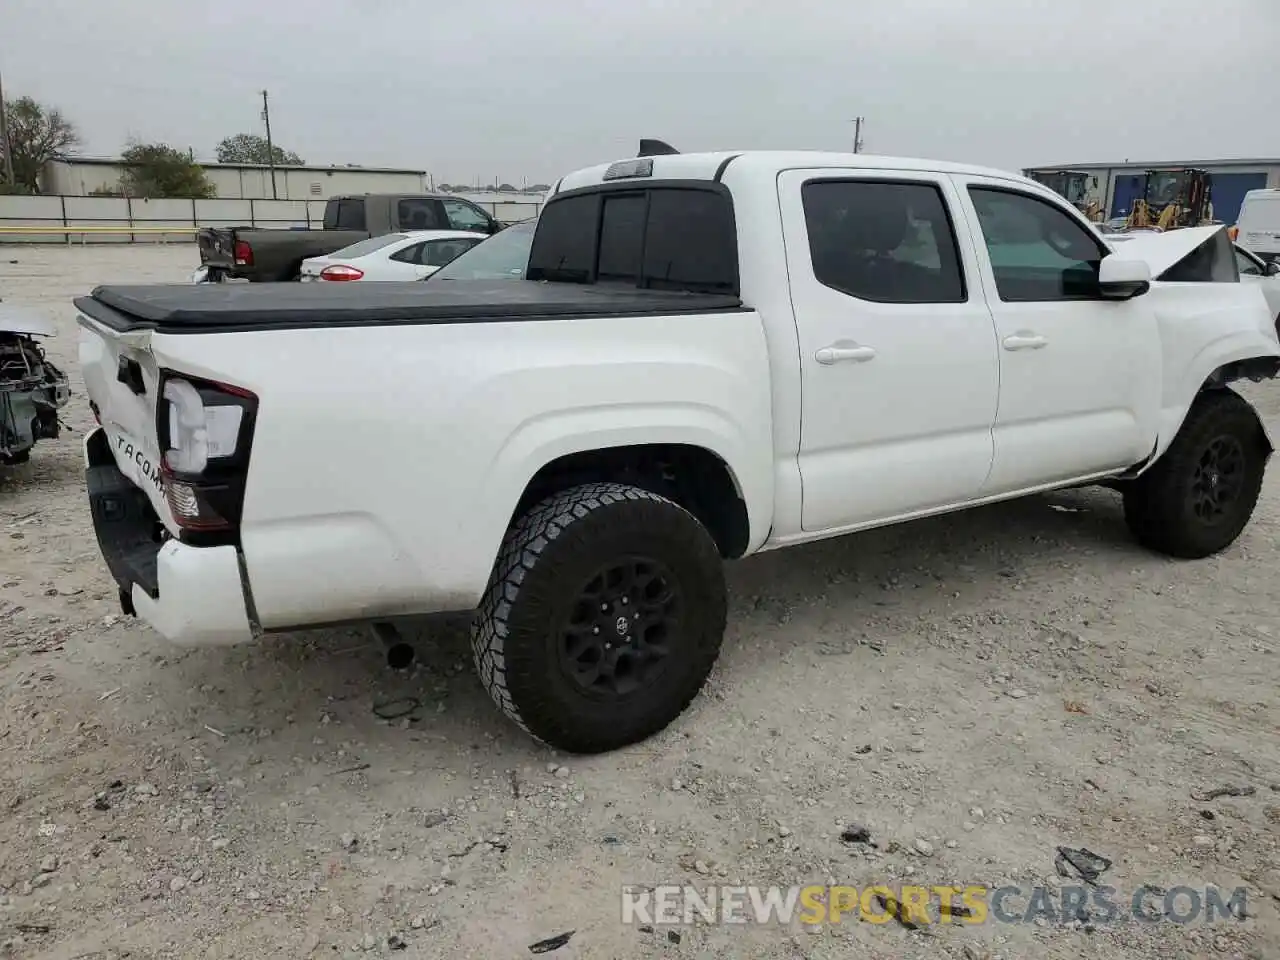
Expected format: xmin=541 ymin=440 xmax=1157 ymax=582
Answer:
xmin=779 ymin=168 xmax=1000 ymax=531
xmin=953 ymin=176 xmax=1161 ymax=493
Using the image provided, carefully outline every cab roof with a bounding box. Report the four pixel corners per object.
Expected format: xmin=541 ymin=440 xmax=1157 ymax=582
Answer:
xmin=553 ymin=150 xmax=1037 ymax=194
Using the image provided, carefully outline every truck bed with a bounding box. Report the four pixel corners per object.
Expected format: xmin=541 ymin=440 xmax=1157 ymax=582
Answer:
xmin=75 ymin=281 xmax=745 ymax=334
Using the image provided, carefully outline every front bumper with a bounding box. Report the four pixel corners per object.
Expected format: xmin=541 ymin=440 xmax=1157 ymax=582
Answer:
xmin=84 ymin=427 xmax=255 ymax=646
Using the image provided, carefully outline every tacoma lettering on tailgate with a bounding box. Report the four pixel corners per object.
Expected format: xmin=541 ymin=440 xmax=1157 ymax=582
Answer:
xmin=115 ymin=433 xmax=165 ymax=493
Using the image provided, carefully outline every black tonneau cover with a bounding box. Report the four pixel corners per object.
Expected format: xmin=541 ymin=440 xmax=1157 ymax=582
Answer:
xmin=75 ymin=281 xmax=745 ymax=334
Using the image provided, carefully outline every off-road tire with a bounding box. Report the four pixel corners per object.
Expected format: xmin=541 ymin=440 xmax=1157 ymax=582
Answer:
xmin=471 ymin=482 xmax=727 ymax=753
xmin=1123 ymin=389 xmax=1269 ymax=559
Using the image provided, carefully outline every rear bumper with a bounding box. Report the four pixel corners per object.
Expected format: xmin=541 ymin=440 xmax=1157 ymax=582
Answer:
xmin=84 ymin=427 xmax=255 ymax=647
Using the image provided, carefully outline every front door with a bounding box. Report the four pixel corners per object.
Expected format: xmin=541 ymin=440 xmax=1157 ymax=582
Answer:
xmin=778 ymin=169 xmax=1001 ymax=532
xmin=953 ymin=176 xmax=1162 ymax=495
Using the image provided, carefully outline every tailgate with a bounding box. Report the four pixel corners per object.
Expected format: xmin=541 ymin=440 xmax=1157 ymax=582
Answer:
xmin=197 ymin=229 xmax=236 ymax=269
xmin=77 ymin=312 xmax=174 ymax=530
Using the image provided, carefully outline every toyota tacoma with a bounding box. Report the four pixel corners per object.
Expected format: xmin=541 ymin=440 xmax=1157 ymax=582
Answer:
xmin=77 ymin=145 xmax=1280 ymax=753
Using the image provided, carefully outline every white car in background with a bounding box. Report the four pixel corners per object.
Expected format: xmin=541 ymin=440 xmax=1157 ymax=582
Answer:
xmin=299 ymin=230 xmax=487 ymax=282
xmin=1232 ymin=243 xmax=1280 ymax=321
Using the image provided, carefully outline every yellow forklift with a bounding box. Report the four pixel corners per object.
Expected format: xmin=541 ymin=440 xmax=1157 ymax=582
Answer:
xmin=1026 ymin=170 xmax=1104 ymax=221
xmin=1125 ymin=168 xmax=1215 ymax=230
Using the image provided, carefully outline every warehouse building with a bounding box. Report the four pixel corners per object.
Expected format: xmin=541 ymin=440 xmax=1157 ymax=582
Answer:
xmin=43 ymin=157 xmax=429 ymax=200
xmin=1022 ymin=158 xmax=1280 ymax=224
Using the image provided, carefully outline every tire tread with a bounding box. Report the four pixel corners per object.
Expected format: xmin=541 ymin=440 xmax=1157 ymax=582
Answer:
xmin=1123 ymin=389 xmax=1267 ymax=559
xmin=471 ymin=482 xmax=725 ymax=752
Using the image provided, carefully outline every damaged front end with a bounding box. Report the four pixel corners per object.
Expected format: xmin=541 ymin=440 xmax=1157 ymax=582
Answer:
xmin=0 ymin=302 xmax=70 ymax=465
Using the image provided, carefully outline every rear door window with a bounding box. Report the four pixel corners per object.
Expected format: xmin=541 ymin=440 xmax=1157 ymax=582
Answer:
xmin=801 ymin=180 xmax=965 ymax=303
xmin=423 ymin=237 xmax=483 ymax=267
xmin=388 ymin=242 xmax=426 ymax=264
xmin=397 ymin=198 xmax=443 ymax=230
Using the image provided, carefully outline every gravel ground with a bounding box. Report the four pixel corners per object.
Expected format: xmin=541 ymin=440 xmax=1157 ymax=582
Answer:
xmin=1 ymin=244 xmax=1279 ymax=960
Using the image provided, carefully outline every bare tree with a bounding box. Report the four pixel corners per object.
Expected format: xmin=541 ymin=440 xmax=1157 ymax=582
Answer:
xmin=1 ymin=96 xmax=80 ymax=194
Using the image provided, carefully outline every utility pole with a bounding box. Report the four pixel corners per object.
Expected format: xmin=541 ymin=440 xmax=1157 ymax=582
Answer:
xmin=852 ymin=117 xmax=865 ymax=154
xmin=0 ymin=68 xmax=14 ymax=188
xmin=261 ymin=89 xmax=278 ymax=200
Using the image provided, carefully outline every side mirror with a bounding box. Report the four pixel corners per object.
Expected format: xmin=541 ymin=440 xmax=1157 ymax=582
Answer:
xmin=1266 ymin=261 xmax=1280 ymax=277
xmin=1098 ymin=255 xmax=1151 ymax=300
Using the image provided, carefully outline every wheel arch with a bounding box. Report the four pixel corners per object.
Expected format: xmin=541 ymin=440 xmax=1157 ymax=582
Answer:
xmin=509 ymin=442 xmax=754 ymax=559
xmin=1151 ymin=349 xmax=1279 ymax=467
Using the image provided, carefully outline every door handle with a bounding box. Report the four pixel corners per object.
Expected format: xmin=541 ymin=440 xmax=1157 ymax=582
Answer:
xmin=816 ymin=343 xmax=877 ymax=365
xmin=1002 ymin=332 xmax=1048 ymax=351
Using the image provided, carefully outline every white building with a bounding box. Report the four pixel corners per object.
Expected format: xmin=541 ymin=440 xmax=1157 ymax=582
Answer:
xmin=43 ymin=157 xmax=429 ymax=200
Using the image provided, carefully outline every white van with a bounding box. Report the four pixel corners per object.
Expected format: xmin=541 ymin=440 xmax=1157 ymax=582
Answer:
xmin=1234 ymin=188 xmax=1280 ymax=262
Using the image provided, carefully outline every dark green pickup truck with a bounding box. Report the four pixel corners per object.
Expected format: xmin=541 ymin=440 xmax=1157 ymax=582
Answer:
xmin=195 ymin=193 xmax=505 ymax=282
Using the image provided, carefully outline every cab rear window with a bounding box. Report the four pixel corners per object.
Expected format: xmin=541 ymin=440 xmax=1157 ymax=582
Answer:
xmin=528 ymin=184 xmax=738 ymax=294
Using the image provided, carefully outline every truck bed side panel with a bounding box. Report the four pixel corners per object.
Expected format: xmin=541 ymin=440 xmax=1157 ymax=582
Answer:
xmin=148 ymin=310 xmax=775 ymax=628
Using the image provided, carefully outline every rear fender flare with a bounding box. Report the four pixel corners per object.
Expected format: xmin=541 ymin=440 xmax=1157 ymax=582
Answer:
xmin=477 ymin=404 xmax=771 ymax=562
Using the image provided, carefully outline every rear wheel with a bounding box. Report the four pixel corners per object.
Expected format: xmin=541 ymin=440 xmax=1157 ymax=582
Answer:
xmin=471 ymin=482 xmax=726 ymax=753
xmin=1123 ymin=389 xmax=1269 ymax=558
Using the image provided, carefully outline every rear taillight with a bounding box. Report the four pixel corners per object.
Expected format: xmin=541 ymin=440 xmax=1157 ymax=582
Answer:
xmin=319 ymin=264 xmax=364 ymax=281
xmin=234 ymin=240 xmax=253 ymax=266
xmin=1228 ymin=226 xmax=1239 ymax=242
xmin=157 ymin=372 xmax=257 ymax=543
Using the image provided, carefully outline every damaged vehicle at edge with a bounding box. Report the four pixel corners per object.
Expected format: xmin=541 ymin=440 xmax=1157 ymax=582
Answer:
xmin=0 ymin=301 xmax=70 ymax=466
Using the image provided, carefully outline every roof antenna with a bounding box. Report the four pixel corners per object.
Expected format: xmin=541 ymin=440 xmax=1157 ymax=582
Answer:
xmin=638 ymin=139 xmax=679 ymax=157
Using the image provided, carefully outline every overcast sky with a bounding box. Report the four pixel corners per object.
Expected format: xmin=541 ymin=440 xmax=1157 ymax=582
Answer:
xmin=4 ymin=0 xmax=1278 ymax=184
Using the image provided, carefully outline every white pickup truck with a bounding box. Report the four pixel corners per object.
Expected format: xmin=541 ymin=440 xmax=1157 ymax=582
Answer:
xmin=77 ymin=147 xmax=1280 ymax=754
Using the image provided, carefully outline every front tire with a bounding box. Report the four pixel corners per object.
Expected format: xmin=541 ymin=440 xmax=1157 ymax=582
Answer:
xmin=1123 ymin=389 xmax=1269 ymax=558
xmin=472 ymin=482 xmax=727 ymax=754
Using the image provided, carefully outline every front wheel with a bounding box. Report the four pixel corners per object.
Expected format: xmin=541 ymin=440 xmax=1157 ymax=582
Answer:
xmin=471 ymin=482 xmax=727 ymax=754
xmin=1123 ymin=389 xmax=1270 ymax=558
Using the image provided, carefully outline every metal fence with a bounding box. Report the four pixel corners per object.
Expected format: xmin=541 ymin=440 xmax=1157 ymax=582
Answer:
xmin=0 ymin=195 xmax=543 ymax=244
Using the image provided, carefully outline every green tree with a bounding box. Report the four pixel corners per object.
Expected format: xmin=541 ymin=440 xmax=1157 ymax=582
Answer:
xmin=1 ymin=95 xmax=81 ymax=193
xmin=215 ymin=133 xmax=302 ymax=165
xmin=117 ymin=141 xmax=216 ymax=198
